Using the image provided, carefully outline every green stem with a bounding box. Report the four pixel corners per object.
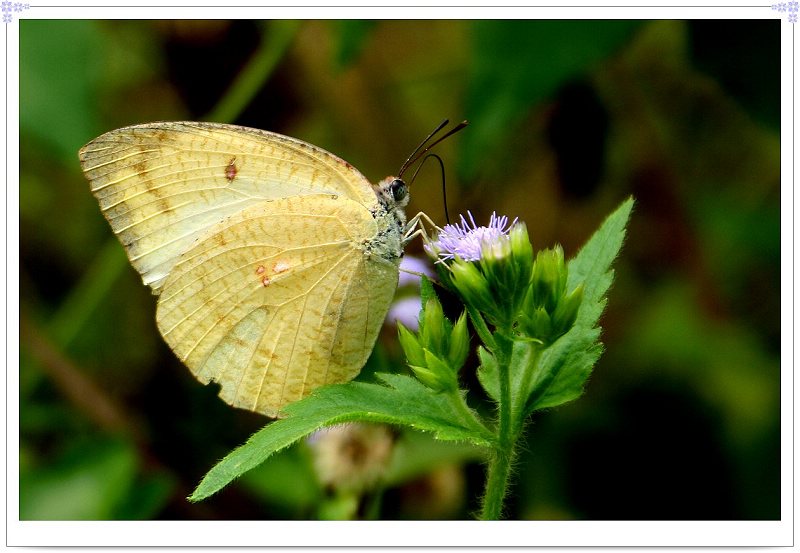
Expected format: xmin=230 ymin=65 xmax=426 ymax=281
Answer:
xmin=481 ymin=442 xmax=515 ymax=520
xmin=204 ymin=20 xmax=301 ymax=123
xmin=480 ymin=332 xmax=515 ymax=520
xmin=48 ymin=238 xmax=128 ymax=347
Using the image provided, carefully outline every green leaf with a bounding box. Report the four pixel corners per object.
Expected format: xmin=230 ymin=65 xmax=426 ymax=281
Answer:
xmin=526 ymin=197 xmax=634 ymax=413
xmin=190 ymin=373 xmax=493 ymax=502
xmin=419 ymin=276 xmax=436 ymax=316
xmin=476 ymin=346 xmax=499 ymax=402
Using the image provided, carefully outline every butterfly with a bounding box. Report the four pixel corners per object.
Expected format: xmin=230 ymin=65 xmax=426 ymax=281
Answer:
xmin=79 ymin=120 xmax=464 ymax=417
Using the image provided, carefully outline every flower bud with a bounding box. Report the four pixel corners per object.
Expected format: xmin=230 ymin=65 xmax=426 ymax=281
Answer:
xmin=397 ymin=321 xmax=426 ymax=367
xmin=420 ymin=296 xmax=447 ymax=354
xmin=521 ymin=245 xmax=584 ymax=343
xmin=424 ymin=349 xmax=459 ymax=392
xmin=447 ymin=312 xmax=470 ymax=371
xmin=530 ymin=246 xmax=566 ymax=313
xmin=551 ymin=283 xmax=583 ymax=339
xmin=398 ymin=292 xmax=466 ymax=392
xmin=409 ymin=364 xmax=454 ymax=392
xmin=521 ymin=306 xmax=551 ymax=342
xmin=449 ymin=259 xmax=493 ymax=313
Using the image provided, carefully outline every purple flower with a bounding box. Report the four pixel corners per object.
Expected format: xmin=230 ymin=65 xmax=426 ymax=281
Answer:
xmin=425 ymin=211 xmax=517 ymax=263
xmin=790 ymin=12 xmax=798 ymax=21
xmin=398 ymin=255 xmax=434 ymax=288
xmin=387 ymin=296 xmax=422 ymax=330
xmin=1 ymin=2 xmax=11 ymax=12
xmin=789 ymin=1 xmax=799 ymax=11
xmin=2 ymin=12 xmax=10 ymax=22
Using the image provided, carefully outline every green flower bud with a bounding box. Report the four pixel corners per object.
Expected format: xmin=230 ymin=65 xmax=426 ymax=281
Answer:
xmin=421 ymin=296 xmax=447 ymax=354
xmin=531 ymin=246 xmax=566 ymax=313
xmin=551 ymin=283 xmax=583 ymax=338
xmin=409 ymin=365 xmax=451 ymax=392
xmin=400 ymin=293 xmax=466 ymax=392
xmin=509 ymin=223 xmax=533 ymax=274
xmin=447 ymin=311 xmax=470 ymax=371
xmin=397 ymin=322 xmax=426 ymax=368
xmin=423 ymin=349 xmax=458 ymax=391
xmin=450 ymin=259 xmax=493 ymax=312
xmin=520 ymin=306 xmax=552 ymax=342
xmin=507 ymin=223 xmax=534 ymax=315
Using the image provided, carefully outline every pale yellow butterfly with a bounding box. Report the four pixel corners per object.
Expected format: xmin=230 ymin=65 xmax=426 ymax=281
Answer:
xmin=79 ymin=120 xmax=464 ymax=417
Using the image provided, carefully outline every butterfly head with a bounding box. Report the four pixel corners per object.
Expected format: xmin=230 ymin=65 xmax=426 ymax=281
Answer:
xmin=374 ymin=177 xmax=410 ymax=210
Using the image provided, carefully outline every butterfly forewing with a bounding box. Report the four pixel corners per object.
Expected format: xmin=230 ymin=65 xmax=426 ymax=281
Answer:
xmin=79 ymin=122 xmax=378 ymax=292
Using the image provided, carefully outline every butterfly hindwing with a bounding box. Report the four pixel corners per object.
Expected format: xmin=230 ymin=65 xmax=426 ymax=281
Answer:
xmin=155 ymin=194 xmax=399 ymax=416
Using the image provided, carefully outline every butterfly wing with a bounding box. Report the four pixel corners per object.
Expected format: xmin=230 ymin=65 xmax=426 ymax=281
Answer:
xmin=79 ymin=122 xmax=378 ymax=292
xmin=155 ymin=194 xmax=399 ymax=416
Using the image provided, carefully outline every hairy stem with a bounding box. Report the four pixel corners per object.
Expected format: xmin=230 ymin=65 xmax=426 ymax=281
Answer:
xmin=480 ymin=441 xmax=516 ymax=520
xmin=480 ymin=332 xmax=515 ymax=519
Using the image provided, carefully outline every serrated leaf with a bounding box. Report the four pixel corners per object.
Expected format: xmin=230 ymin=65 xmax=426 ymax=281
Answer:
xmin=526 ymin=197 xmax=633 ymax=414
xmin=190 ymin=373 xmax=493 ymax=502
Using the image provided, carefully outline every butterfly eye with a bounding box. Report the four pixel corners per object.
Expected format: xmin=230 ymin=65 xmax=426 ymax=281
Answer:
xmin=390 ymin=179 xmax=408 ymax=203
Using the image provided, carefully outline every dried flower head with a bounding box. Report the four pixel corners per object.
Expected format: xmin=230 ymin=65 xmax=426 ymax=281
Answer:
xmin=307 ymin=423 xmax=395 ymax=493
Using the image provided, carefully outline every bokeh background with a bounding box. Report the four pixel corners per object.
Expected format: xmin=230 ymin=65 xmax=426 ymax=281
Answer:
xmin=19 ymin=20 xmax=781 ymax=520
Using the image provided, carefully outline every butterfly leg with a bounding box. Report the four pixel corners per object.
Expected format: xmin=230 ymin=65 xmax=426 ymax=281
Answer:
xmin=403 ymin=211 xmax=441 ymax=245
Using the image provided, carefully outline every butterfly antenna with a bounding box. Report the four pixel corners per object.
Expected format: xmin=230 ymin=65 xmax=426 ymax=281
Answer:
xmin=397 ymin=119 xmax=469 ymax=179
xmin=408 ymin=153 xmax=451 ymax=225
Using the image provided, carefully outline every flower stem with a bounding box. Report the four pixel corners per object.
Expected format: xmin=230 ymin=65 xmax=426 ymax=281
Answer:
xmin=480 ymin=332 xmax=516 ymax=520
xmin=480 ymin=441 xmax=515 ymax=520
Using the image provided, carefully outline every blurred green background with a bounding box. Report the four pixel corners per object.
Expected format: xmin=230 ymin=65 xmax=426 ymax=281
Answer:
xmin=19 ymin=20 xmax=781 ymax=520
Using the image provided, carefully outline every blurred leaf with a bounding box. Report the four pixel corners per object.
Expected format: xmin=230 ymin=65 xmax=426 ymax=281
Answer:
xmin=20 ymin=20 xmax=104 ymax=162
xmin=20 ymin=438 xmax=137 ymax=520
xmin=384 ymin=430 xmax=487 ymax=486
xmin=624 ymin=281 xmax=778 ymax=441
xmin=190 ymin=373 xmax=493 ymax=502
xmin=113 ymin=472 xmax=175 ymax=520
xmin=205 ymin=20 xmax=301 ymax=123
xmin=238 ymin=444 xmax=322 ymax=515
xmin=333 ymin=20 xmax=377 ymax=70
xmin=318 ymin=493 xmax=359 ymax=520
xmin=461 ymin=20 xmax=640 ymax=179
